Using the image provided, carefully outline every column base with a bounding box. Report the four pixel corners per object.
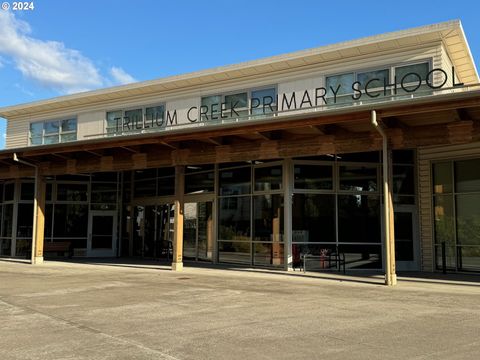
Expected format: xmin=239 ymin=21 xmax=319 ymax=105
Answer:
xmin=171 ymin=262 xmax=183 ymax=271
xmin=32 ymin=256 xmax=44 ymax=265
xmin=385 ymin=273 xmax=398 ymax=286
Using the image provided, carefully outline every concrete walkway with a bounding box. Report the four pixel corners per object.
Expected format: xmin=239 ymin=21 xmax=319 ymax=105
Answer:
xmin=0 ymin=259 xmax=479 ymax=359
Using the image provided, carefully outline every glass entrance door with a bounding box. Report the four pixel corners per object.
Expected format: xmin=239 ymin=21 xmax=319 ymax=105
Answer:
xmin=184 ymin=201 xmax=214 ymax=262
xmin=88 ymin=211 xmax=117 ymax=257
xmin=394 ymin=206 xmax=419 ymax=271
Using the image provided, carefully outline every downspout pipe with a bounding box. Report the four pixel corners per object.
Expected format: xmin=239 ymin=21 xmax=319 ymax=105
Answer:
xmin=13 ymin=153 xmax=39 ymax=264
xmin=370 ymin=111 xmax=397 ymax=286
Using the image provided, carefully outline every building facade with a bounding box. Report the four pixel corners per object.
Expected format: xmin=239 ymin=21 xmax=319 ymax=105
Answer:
xmin=0 ymin=20 xmax=479 ymax=277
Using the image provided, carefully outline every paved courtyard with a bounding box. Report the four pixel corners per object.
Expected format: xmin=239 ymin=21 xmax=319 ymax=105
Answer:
xmin=0 ymin=259 xmax=479 ymax=360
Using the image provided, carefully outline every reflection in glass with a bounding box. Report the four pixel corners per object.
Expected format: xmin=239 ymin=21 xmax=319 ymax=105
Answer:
xmin=339 ymin=165 xmax=377 ymax=192
xmin=433 ymin=195 xmax=455 ymax=245
xmin=338 ymin=244 xmax=382 ymax=269
xmin=218 ymin=196 xmax=250 ymax=241
xmin=455 ymin=159 xmax=480 ymax=193
xmin=219 ymin=167 xmax=251 ymax=195
xmin=292 ymin=194 xmax=335 ymax=243
xmin=294 ymin=164 xmax=332 ymax=190
xmin=253 ymin=195 xmax=283 ymax=242
xmin=91 ymin=215 xmax=113 ymax=249
xmin=254 ymin=243 xmax=284 ymax=267
xmin=185 ymin=171 xmax=214 ymax=194
xmin=53 ymin=204 xmax=88 ymax=239
xmin=433 ymin=162 xmax=452 ymax=194
xmin=218 ymin=241 xmax=250 ymax=264
xmin=338 ymin=195 xmax=381 ymax=243
xmin=56 ymin=184 xmax=88 ymax=201
xmin=393 ymin=165 xmax=414 ymax=195
xmin=17 ymin=204 xmax=33 ymax=237
xmin=251 ymin=88 xmax=276 ymax=115
xmin=254 ymin=166 xmax=282 ymax=191
xmin=455 ymin=194 xmax=480 ymax=246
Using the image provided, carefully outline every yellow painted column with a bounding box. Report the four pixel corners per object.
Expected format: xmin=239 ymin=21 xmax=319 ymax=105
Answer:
xmin=32 ymin=174 xmax=46 ymax=264
xmin=172 ymin=166 xmax=185 ymax=271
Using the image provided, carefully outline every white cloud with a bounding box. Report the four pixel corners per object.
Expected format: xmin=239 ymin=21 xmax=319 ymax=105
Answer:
xmin=110 ymin=66 xmax=136 ymax=85
xmin=0 ymin=11 xmax=136 ymax=94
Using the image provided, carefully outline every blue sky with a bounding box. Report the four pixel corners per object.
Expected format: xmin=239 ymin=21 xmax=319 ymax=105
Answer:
xmin=0 ymin=0 xmax=479 ymax=149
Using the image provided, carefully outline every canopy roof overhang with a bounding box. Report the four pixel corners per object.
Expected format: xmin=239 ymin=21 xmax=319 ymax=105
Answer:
xmin=1 ymin=89 xmax=480 ymax=179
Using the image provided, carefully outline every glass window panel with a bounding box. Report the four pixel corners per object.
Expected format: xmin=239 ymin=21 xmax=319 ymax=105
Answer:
xmin=17 ymin=203 xmax=33 ymax=237
xmin=60 ymin=133 xmax=76 ymax=143
xmin=326 ymin=73 xmax=354 ymax=96
xmin=134 ymin=169 xmax=157 ymax=180
xmin=254 ymin=243 xmax=284 ymax=267
xmin=433 ymin=195 xmax=455 ymax=245
xmin=338 ymin=195 xmax=381 ymax=243
xmin=251 ymin=88 xmax=276 ymax=115
xmin=219 ymin=167 xmax=251 ymax=195
xmin=394 ymin=212 xmax=414 ymax=261
xmin=134 ymin=179 xmax=156 ymax=198
xmin=292 ymin=244 xmax=337 ymax=270
xmin=61 ymin=119 xmax=77 ymax=132
xmin=44 ymin=135 xmax=59 ymax=144
xmin=44 ymin=121 xmax=59 ymax=134
xmin=106 ymin=110 xmax=122 ymax=133
xmin=455 ymin=159 xmax=480 ymax=193
xmin=20 ymin=182 xmax=34 ymax=200
xmin=157 ymin=176 xmax=175 ymax=196
xmin=393 ymin=165 xmax=415 ymax=195
xmin=2 ymin=204 xmax=13 ymax=237
xmin=92 ymin=172 xmax=118 ymax=182
xmin=357 ymin=69 xmax=389 ymax=90
xmin=456 ymin=194 xmax=480 ymax=246
xmin=433 ymin=162 xmax=452 ymax=194
xmin=338 ymin=244 xmax=382 ymax=269
xmin=339 ymin=165 xmax=378 ymax=192
xmin=292 ymin=194 xmax=335 ymax=243
xmin=56 ymin=183 xmax=88 ymax=201
xmin=4 ymin=183 xmax=14 ymax=201
xmin=218 ymin=196 xmax=251 ymax=241
xmin=225 ymin=93 xmax=248 ymax=109
xmin=218 ymin=241 xmax=251 ymax=264
xmin=91 ymin=182 xmax=117 ymax=203
xmin=53 ymin=204 xmax=88 ymax=238
xmin=393 ymin=150 xmax=415 ymax=164
xmin=0 ymin=238 xmax=11 ymax=256
xmin=435 ymin=244 xmax=456 ymax=270
xmin=294 ymin=164 xmax=333 ymax=190
xmin=145 ymin=105 xmax=165 ymax=127
xmin=254 ymin=166 xmax=282 ymax=191
xmin=458 ymin=246 xmax=480 ymax=272
xmin=29 ymin=122 xmax=43 ymax=137
xmin=253 ymin=195 xmax=284 ymax=242
xmin=185 ymin=172 xmax=214 ymax=194
xmin=30 ymin=136 xmax=42 ymax=145
xmin=201 ymin=95 xmax=222 ymax=108
xmin=15 ymin=239 xmax=32 ymax=258
xmin=395 ymin=62 xmax=429 ymax=84
xmin=124 ymin=109 xmax=143 ymax=129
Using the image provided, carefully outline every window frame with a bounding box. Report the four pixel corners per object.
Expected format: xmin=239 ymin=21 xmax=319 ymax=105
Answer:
xmin=200 ymin=85 xmax=278 ymax=121
xmin=29 ymin=117 xmax=77 ymax=146
xmin=105 ymin=103 xmax=166 ymax=135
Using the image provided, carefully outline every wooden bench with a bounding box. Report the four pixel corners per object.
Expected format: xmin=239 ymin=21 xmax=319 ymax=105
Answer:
xmin=43 ymin=241 xmax=73 ymax=258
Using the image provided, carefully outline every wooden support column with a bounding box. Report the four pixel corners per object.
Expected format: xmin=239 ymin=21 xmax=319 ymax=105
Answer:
xmin=32 ymin=171 xmax=46 ymax=264
xmin=172 ymin=165 xmax=185 ymax=271
xmin=387 ymin=150 xmax=397 ymax=285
